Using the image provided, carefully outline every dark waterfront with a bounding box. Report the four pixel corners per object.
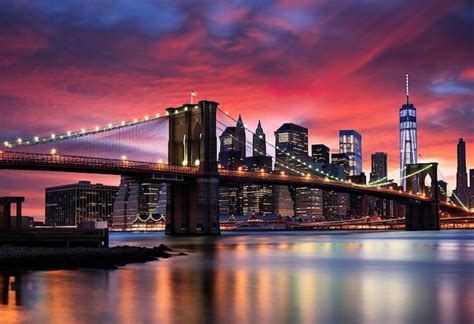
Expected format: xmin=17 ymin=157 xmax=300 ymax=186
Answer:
xmin=1 ymin=230 xmax=474 ymax=323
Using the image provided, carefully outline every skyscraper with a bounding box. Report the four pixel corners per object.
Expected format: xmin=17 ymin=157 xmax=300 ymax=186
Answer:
xmin=218 ymin=116 xmax=246 ymax=170
xmin=218 ymin=116 xmax=247 ymax=216
xmin=273 ymin=123 xmax=309 ymax=217
xmin=311 ymin=144 xmax=330 ymax=164
xmin=339 ymin=130 xmax=362 ymax=176
xmin=400 ymin=73 xmax=417 ymax=189
xmin=253 ymin=120 xmax=266 ymax=156
xmin=370 ymin=152 xmax=388 ymax=183
xmin=455 ymin=138 xmax=468 ymax=206
xmin=242 ymin=122 xmax=273 ymax=216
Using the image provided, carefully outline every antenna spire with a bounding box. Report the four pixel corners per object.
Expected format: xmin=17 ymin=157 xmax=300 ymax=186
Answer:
xmin=405 ymin=73 xmax=409 ymax=104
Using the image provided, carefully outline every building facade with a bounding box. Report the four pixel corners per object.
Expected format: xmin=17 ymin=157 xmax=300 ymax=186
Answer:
xmin=331 ymin=153 xmax=350 ymax=177
xmin=339 ymin=130 xmax=362 ymax=176
xmin=46 ymin=181 xmax=118 ymax=226
xmin=311 ymin=144 xmax=330 ymax=164
xmin=370 ymin=152 xmax=388 ymax=183
xmin=111 ymin=177 xmax=166 ymax=230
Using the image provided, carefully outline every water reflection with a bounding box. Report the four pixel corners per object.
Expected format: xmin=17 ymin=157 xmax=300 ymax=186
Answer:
xmin=1 ymin=231 xmax=473 ymax=323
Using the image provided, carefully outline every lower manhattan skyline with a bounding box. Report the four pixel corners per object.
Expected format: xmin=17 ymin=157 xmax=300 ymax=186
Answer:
xmin=1 ymin=1 xmax=472 ymax=217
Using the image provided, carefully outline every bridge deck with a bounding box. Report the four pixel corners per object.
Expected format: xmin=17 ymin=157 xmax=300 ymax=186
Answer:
xmin=0 ymin=151 xmax=471 ymax=215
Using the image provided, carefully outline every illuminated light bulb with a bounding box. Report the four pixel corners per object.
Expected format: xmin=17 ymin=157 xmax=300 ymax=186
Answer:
xmin=17 ymin=138 xmax=22 ymax=144
xmin=158 ymin=159 xmax=163 ymax=164
xmin=81 ymin=129 xmax=86 ymax=134
xmin=51 ymin=134 xmax=56 ymax=139
xmin=182 ymin=159 xmax=188 ymax=166
xmin=108 ymin=123 xmax=113 ymax=128
xmin=121 ymin=155 xmax=127 ymax=161
xmin=133 ymin=118 xmax=138 ymax=123
xmin=51 ymin=148 xmax=57 ymax=155
xmin=34 ymin=137 xmax=39 ymax=142
xmin=184 ymin=107 xmax=188 ymax=111
xmin=4 ymin=141 xmax=9 ymax=146
xmin=67 ymin=131 xmax=71 ymax=136
xmin=260 ymin=168 xmax=265 ymax=173
xmin=121 ymin=121 xmax=126 ymax=126
xmin=225 ymin=111 xmax=229 ymax=115
xmin=59 ymin=136 xmax=63 ymax=139
xmin=238 ymin=166 xmax=243 ymax=171
xmin=95 ymin=126 xmax=100 ymax=131
xmin=194 ymin=159 xmax=200 ymax=166
xmin=156 ymin=113 xmax=160 ymax=117
xmin=194 ymin=105 xmax=198 ymax=109
xmin=281 ymin=171 xmax=285 ymax=176
xmin=144 ymin=116 xmax=149 ymax=120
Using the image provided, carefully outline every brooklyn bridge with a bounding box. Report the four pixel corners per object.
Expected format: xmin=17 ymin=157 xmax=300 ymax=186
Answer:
xmin=1 ymin=100 xmax=472 ymax=234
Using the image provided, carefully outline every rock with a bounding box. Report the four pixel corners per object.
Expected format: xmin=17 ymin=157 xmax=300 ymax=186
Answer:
xmin=0 ymin=244 xmax=186 ymax=272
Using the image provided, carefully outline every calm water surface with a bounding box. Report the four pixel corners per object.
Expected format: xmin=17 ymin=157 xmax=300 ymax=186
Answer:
xmin=1 ymin=230 xmax=474 ymax=323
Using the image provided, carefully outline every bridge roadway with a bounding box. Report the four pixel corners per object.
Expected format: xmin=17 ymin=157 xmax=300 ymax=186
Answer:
xmin=0 ymin=151 xmax=471 ymax=214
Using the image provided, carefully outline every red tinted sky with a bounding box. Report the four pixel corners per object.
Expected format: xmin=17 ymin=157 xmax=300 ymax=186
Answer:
xmin=0 ymin=0 xmax=473 ymax=218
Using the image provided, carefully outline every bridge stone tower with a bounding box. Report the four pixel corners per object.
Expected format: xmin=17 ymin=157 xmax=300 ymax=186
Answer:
xmin=165 ymin=100 xmax=220 ymax=234
xmin=405 ymin=162 xmax=440 ymax=230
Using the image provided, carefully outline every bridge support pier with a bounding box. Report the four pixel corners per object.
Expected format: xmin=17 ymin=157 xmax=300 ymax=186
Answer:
xmin=404 ymin=162 xmax=440 ymax=231
xmin=165 ymin=100 xmax=220 ymax=235
xmin=405 ymin=200 xmax=440 ymax=231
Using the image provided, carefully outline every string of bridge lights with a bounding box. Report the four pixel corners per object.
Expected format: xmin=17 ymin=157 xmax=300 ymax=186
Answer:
xmin=367 ymin=167 xmax=406 ymax=186
xmin=2 ymin=104 xmax=203 ymax=149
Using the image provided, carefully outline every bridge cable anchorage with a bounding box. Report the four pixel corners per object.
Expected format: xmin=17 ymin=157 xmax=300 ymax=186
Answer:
xmin=216 ymin=112 xmax=347 ymax=183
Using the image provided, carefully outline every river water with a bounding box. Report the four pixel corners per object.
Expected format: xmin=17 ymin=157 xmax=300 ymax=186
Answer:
xmin=1 ymin=230 xmax=473 ymax=323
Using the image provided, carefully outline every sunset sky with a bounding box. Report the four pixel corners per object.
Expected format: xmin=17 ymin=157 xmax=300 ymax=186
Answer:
xmin=1 ymin=0 xmax=473 ymax=218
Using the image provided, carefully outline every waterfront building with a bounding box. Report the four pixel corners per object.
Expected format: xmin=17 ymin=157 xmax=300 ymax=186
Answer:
xmin=339 ymin=130 xmax=362 ymax=176
xmin=370 ymin=152 xmax=388 ymax=184
xmin=46 ymin=181 xmax=118 ymax=226
xmin=311 ymin=144 xmax=330 ymax=164
xmin=111 ymin=177 xmax=166 ymax=230
xmin=400 ymin=74 xmax=417 ymax=189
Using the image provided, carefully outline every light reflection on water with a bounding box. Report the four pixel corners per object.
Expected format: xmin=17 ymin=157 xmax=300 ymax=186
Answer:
xmin=1 ymin=230 xmax=474 ymax=323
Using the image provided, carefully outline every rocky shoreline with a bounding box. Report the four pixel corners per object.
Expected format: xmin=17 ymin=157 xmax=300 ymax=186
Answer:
xmin=0 ymin=244 xmax=185 ymax=271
